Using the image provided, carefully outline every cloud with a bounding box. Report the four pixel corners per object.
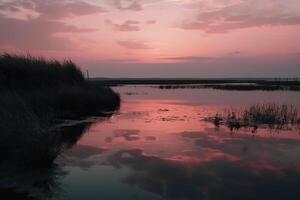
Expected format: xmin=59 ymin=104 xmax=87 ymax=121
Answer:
xmin=0 ymin=3 xmax=20 ymax=12
xmin=106 ymin=20 xmax=140 ymax=31
xmin=112 ymin=0 xmax=142 ymax=11
xmin=181 ymin=0 xmax=300 ymax=33
xmin=0 ymin=0 xmax=38 ymax=20
xmin=114 ymin=129 xmax=140 ymax=141
xmin=0 ymin=0 xmax=35 ymax=11
xmin=228 ymin=51 xmax=241 ymax=55
xmin=98 ymin=58 xmax=140 ymax=63
xmin=0 ymin=0 xmax=103 ymax=50
xmin=105 ymin=19 xmax=157 ymax=31
xmin=0 ymin=0 xmax=106 ymax=20
xmin=116 ymin=40 xmax=151 ymax=49
xmin=34 ymin=0 xmax=106 ymax=19
xmin=160 ymin=56 xmax=216 ymax=62
xmin=0 ymin=17 xmax=96 ymax=50
xmin=145 ymin=20 xmax=156 ymax=24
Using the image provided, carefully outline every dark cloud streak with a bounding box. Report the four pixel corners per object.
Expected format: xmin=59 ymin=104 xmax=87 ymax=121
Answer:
xmin=160 ymin=56 xmax=216 ymax=62
xmin=107 ymin=20 xmax=141 ymax=32
xmin=116 ymin=40 xmax=151 ymax=49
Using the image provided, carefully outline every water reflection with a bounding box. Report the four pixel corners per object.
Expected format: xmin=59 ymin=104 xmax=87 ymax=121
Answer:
xmin=55 ymin=86 xmax=300 ymax=199
xmin=54 ymin=86 xmax=300 ymax=200
xmin=0 ymin=115 xmax=115 ymax=200
xmin=108 ymin=148 xmax=300 ymax=200
xmin=0 ymin=166 xmax=66 ymax=200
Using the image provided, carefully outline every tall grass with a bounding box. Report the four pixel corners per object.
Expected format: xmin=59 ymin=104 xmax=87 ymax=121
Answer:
xmin=236 ymin=104 xmax=300 ymax=126
xmin=0 ymin=53 xmax=120 ymax=169
xmin=0 ymin=92 xmax=61 ymax=168
xmin=0 ymin=53 xmax=84 ymax=89
xmin=211 ymin=103 xmax=300 ymax=131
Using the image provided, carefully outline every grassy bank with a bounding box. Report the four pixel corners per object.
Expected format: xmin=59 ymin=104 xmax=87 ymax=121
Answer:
xmin=0 ymin=54 xmax=120 ymax=169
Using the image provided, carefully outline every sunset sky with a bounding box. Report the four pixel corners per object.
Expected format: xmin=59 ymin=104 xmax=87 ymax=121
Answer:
xmin=0 ymin=0 xmax=300 ymax=77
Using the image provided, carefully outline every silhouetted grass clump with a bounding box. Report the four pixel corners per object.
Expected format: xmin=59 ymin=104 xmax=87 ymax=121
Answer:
xmin=0 ymin=92 xmax=62 ymax=168
xmin=239 ymin=104 xmax=299 ymax=126
xmin=210 ymin=104 xmax=300 ymax=131
xmin=0 ymin=53 xmax=84 ymax=89
xmin=0 ymin=53 xmax=120 ymax=169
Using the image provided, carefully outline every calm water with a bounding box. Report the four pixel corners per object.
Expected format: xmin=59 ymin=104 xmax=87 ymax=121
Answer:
xmin=58 ymin=85 xmax=300 ymax=200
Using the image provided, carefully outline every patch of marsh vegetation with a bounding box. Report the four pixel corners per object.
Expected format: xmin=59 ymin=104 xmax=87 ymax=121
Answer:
xmin=208 ymin=104 xmax=300 ymax=132
xmin=0 ymin=53 xmax=120 ymax=169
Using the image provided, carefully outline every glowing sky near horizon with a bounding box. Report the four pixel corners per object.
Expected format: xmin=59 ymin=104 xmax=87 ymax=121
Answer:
xmin=0 ymin=0 xmax=300 ymax=77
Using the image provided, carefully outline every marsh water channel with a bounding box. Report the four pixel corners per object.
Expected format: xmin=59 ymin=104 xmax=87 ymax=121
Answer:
xmin=6 ymin=85 xmax=300 ymax=200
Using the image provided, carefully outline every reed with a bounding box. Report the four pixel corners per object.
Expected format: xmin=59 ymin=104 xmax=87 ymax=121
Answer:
xmin=0 ymin=53 xmax=84 ymax=89
xmin=211 ymin=103 xmax=300 ymax=131
xmin=0 ymin=53 xmax=120 ymax=169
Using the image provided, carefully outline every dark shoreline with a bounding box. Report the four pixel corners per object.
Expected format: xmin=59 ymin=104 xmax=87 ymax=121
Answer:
xmin=91 ymin=78 xmax=300 ymax=91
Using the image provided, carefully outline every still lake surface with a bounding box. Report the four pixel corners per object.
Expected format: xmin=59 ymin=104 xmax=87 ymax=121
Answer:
xmin=58 ymin=85 xmax=300 ymax=200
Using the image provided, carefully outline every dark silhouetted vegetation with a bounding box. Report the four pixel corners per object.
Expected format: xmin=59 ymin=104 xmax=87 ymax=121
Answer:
xmin=209 ymin=104 xmax=300 ymax=131
xmin=91 ymin=78 xmax=300 ymax=91
xmin=0 ymin=54 xmax=120 ymax=169
xmin=203 ymin=84 xmax=283 ymax=91
xmin=157 ymin=84 xmax=300 ymax=91
xmin=0 ymin=53 xmax=84 ymax=89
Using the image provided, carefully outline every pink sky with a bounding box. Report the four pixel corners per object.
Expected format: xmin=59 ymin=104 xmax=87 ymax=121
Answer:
xmin=0 ymin=0 xmax=300 ymax=77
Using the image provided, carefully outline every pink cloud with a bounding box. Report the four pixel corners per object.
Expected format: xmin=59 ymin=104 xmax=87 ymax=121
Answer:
xmin=0 ymin=0 xmax=103 ymax=50
xmin=181 ymin=0 xmax=300 ymax=33
xmin=107 ymin=20 xmax=141 ymax=31
xmin=116 ymin=40 xmax=151 ymax=49
xmin=35 ymin=0 xmax=106 ymax=19
xmin=145 ymin=20 xmax=156 ymax=24
xmin=112 ymin=0 xmax=142 ymax=11
xmin=0 ymin=0 xmax=106 ymax=19
xmin=160 ymin=56 xmax=215 ymax=62
xmin=0 ymin=17 xmax=95 ymax=50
